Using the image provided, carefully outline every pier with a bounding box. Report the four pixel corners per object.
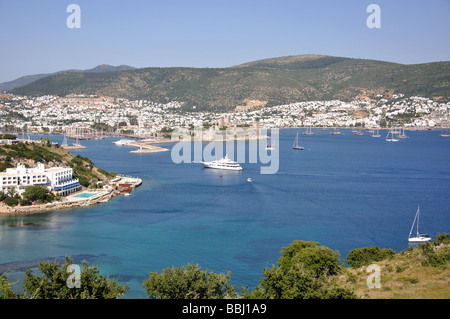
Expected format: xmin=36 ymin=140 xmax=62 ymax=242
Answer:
xmin=129 ymin=143 xmax=170 ymax=153
xmin=62 ymin=145 xmax=86 ymax=150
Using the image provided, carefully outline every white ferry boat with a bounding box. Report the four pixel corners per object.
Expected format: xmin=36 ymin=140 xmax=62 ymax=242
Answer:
xmin=113 ymin=139 xmax=134 ymax=145
xmin=201 ymin=154 xmax=243 ymax=171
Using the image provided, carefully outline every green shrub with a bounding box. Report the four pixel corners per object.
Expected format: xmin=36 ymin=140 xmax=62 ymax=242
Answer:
xmin=396 ymin=266 xmax=407 ymax=273
xmin=243 ymin=240 xmax=356 ymax=299
xmin=20 ymin=198 xmax=31 ymax=206
xmin=77 ymin=175 xmax=89 ymax=187
xmin=347 ymin=272 xmax=358 ymax=284
xmin=419 ymin=233 xmax=450 ymax=268
xmin=398 ymin=276 xmax=419 ymax=284
xmin=143 ymin=263 xmax=236 ymax=299
xmin=346 ymin=247 xmax=396 ymax=268
xmin=3 ymin=197 xmax=19 ymax=207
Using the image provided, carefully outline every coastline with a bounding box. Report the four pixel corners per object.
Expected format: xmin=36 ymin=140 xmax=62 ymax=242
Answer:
xmin=0 ymin=176 xmax=142 ymax=215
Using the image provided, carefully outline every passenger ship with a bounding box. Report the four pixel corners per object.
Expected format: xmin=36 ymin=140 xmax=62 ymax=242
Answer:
xmin=201 ymin=154 xmax=243 ymax=171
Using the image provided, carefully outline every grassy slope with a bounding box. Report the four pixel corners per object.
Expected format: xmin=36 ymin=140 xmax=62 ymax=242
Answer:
xmin=341 ymin=245 xmax=450 ymax=299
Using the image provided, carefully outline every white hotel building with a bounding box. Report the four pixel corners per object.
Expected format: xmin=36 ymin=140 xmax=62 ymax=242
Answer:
xmin=0 ymin=163 xmax=81 ymax=196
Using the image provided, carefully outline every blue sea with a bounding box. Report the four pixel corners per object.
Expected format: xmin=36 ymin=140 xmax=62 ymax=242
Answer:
xmin=0 ymin=128 xmax=449 ymax=298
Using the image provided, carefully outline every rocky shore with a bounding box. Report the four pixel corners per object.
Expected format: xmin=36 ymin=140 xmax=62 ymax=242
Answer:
xmin=0 ymin=176 xmax=142 ymax=215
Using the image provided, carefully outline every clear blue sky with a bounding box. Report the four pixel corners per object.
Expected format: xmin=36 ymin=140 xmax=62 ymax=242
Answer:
xmin=0 ymin=0 xmax=449 ymax=82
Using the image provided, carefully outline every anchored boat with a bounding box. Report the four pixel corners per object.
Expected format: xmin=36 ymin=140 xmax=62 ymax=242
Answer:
xmin=408 ymin=205 xmax=432 ymax=243
xmin=201 ymin=154 xmax=243 ymax=171
xmin=292 ymin=132 xmax=304 ymax=150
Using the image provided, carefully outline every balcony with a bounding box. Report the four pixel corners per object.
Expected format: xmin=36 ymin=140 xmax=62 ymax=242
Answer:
xmin=53 ymin=178 xmax=80 ymax=190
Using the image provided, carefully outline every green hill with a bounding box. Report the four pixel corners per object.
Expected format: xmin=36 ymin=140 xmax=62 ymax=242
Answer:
xmin=11 ymin=55 xmax=450 ymax=111
xmin=0 ymin=64 xmax=136 ymax=91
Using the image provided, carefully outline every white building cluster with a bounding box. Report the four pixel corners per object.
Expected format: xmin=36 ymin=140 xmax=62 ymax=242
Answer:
xmin=0 ymin=93 xmax=449 ymax=134
xmin=0 ymin=163 xmax=80 ymax=196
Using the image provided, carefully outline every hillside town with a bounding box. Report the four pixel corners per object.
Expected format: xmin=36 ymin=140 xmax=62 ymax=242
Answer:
xmin=0 ymin=92 xmax=449 ymax=137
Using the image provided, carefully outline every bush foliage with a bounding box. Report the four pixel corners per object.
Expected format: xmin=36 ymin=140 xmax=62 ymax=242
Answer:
xmin=346 ymin=247 xmax=396 ymax=268
xmin=143 ymin=263 xmax=236 ymax=299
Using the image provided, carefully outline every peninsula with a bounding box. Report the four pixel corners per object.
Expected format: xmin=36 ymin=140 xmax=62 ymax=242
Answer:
xmin=0 ymin=137 xmax=141 ymax=214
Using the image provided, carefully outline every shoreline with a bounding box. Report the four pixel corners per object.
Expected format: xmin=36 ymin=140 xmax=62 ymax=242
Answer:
xmin=0 ymin=176 xmax=142 ymax=215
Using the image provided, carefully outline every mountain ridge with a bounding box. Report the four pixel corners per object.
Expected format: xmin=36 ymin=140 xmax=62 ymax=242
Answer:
xmin=0 ymin=64 xmax=136 ymax=91
xmin=9 ymin=55 xmax=450 ymax=111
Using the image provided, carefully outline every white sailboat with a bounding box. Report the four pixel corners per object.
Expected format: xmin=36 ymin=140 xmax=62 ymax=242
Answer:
xmin=385 ymin=129 xmax=399 ymax=142
xmin=398 ymin=128 xmax=408 ymax=138
xmin=441 ymin=126 xmax=449 ymax=137
xmin=408 ymin=205 xmax=432 ymax=243
xmin=304 ymin=126 xmax=314 ymax=135
xmin=292 ymin=132 xmax=304 ymax=150
xmin=371 ymin=129 xmax=381 ymax=138
xmin=331 ymin=127 xmax=341 ymax=135
xmin=73 ymin=128 xmax=83 ymax=146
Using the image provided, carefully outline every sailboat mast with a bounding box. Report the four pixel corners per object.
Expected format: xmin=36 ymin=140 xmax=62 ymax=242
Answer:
xmin=416 ymin=205 xmax=420 ymax=237
xmin=409 ymin=206 xmax=420 ymax=238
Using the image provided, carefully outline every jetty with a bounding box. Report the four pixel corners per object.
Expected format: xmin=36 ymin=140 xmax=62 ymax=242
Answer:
xmin=62 ymin=145 xmax=86 ymax=150
xmin=110 ymin=175 xmax=143 ymax=195
xmin=116 ymin=139 xmax=171 ymax=153
xmin=129 ymin=143 xmax=170 ymax=153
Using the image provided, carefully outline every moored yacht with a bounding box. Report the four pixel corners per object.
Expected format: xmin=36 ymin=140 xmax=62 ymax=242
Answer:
xmin=201 ymin=154 xmax=243 ymax=171
xmin=292 ymin=132 xmax=304 ymax=150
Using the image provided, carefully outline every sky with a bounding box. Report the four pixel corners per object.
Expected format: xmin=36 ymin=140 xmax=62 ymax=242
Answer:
xmin=0 ymin=0 xmax=449 ymax=83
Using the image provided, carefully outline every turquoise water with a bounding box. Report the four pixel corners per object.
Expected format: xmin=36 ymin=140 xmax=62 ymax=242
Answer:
xmin=0 ymin=129 xmax=449 ymax=298
xmin=73 ymin=192 xmax=98 ymax=198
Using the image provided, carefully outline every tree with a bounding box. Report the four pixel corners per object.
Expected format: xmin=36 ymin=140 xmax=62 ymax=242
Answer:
xmin=0 ymin=274 xmax=22 ymax=299
xmin=142 ymin=263 xmax=236 ymax=299
xmin=22 ymin=185 xmax=54 ymax=203
xmin=277 ymin=240 xmax=342 ymax=277
xmin=247 ymin=263 xmax=355 ymax=299
xmin=244 ymin=240 xmax=356 ymax=299
xmin=22 ymin=257 xmax=128 ymax=299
